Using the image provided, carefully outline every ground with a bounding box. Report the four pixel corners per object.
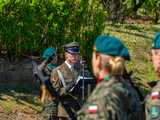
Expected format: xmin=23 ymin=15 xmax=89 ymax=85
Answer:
xmin=0 ymin=84 xmax=44 ymax=120
xmin=0 ymin=110 xmax=43 ymax=120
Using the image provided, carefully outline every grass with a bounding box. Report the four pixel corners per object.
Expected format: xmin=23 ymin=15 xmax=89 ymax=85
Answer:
xmin=0 ymin=93 xmax=43 ymax=112
xmin=0 ymin=83 xmax=43 ymax=114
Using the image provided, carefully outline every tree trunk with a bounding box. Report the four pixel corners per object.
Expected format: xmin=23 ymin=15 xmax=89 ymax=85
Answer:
xmin=132 ymin=0 xmax=146 ymax=13
xmin=154 ymin=10 xmax=159 ymax=24
xmin=127 ymin=0 xmax=146 ymax=18
xmin=101 ymin=0 xmax=146 ymax=21
xmin=101 ymin=0 xmax=124 ymax=21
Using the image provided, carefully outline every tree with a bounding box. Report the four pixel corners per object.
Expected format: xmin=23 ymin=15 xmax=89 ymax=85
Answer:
xmin=142 ymin=0 xmax=160 ymax=23
xmin=101 ymin=0 xmax=146 ymax=21
xmin=128 ymin=0 xmax=146 ymax=16
xmin=101 ymin=0 xmax=123 ymax=21
xmin=0 ymin=0 xmax=106 ymax=61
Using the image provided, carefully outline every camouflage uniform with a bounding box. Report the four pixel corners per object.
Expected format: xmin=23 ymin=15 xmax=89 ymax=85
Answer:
xmin=76 ymin=35 xmax=145 ymax=120
xmin=145 ymin=81 xmax=160 ymax=120
xmin=77 ymin=76 xmax=145 ymax=120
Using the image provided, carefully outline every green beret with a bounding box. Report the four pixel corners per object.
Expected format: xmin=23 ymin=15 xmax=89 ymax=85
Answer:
xmin=42 ymin=47 xmax=56 ymax=60
xmin=94 ymin=35 xmax=130 ymax=60
xmin=152 ymin=32 xmax=160 ymax=49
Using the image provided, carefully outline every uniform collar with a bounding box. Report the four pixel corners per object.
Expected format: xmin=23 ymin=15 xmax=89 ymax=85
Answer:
xmin=104 ymin=75 xmax=110 ymax=81
xmin=65 ymin=61 xmax=73 ymax=70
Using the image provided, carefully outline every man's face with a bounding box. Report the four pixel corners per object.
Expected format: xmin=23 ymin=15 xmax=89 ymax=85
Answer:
xmin=65 ymin=52 xmax=79 ymax=64
xmin=151 ymin=49 xmax=160 ymax=76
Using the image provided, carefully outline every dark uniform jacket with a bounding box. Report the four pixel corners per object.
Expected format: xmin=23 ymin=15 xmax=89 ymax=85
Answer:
xmin=50 ymin=62 xmax=81 ymax=117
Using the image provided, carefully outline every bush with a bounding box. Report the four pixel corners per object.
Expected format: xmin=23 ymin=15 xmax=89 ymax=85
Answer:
xmin=0 ymin=0 xmax=106 ymax=62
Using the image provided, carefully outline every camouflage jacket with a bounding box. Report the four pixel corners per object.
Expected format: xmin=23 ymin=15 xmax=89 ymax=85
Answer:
xmin=77 ymin=76 xmax=145 ymax=120
xmin=145 ymin=81 xmax=160 ymax=120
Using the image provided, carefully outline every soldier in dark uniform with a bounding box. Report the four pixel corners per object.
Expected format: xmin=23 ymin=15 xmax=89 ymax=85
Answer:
xmin=50 ymin=42 xmax=82 ymax=120
xmin=145 ymin=32 xmax=160 ymax=120
xmin=77 ymin=35 xmax=145 ymax=120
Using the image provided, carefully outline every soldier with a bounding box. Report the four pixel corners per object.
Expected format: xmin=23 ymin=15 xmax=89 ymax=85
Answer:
xmin=50 ymin=42 xmax=82 ymax=120
xmin=77 ymin=35 xmax=145 ymax=120
xmin=145 ymin=32 xmax=160 ymax=120
xmin=32 ymin=47 xmax=58 ymax=104
xmin=32 ymin=47 xmax=59 ymax=119
xmin=38 ymin=47 xmax=58 ymax=103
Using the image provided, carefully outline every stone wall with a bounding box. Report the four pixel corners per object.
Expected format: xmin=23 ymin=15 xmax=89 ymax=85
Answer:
xmin=0 ymin=58 xmax=33 ymax=84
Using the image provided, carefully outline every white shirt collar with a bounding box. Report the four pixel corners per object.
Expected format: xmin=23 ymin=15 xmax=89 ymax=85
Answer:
xmin=65 ymin=61 xmax=73 ymax=69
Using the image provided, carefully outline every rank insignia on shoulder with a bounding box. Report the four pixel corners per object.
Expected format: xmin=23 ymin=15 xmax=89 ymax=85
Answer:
xmin=151 ymin=92 xmax=159 ymax=100
xmin=88 ymin=104 xmax=98 ymax=113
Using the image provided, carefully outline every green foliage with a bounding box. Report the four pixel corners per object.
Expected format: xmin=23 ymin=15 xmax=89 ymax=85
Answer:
xmin=0 ymin=0 xmax=106 ymax=59
xmin=141 ymin=0 xmax=160 ymax=22
xmin=142 ymin=0 xmax=160 ymax=11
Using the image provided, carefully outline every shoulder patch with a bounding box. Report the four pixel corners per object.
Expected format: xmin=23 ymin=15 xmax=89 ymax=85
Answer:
xmin=151 ymin=91 xmax=159 ymax=100
xmin=88 ymin=104 xmax=98 ymax=114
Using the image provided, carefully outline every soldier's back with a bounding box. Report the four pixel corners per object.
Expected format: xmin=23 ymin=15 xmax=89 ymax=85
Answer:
xmin=77 ymin=76 xmax=144 ymax=120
